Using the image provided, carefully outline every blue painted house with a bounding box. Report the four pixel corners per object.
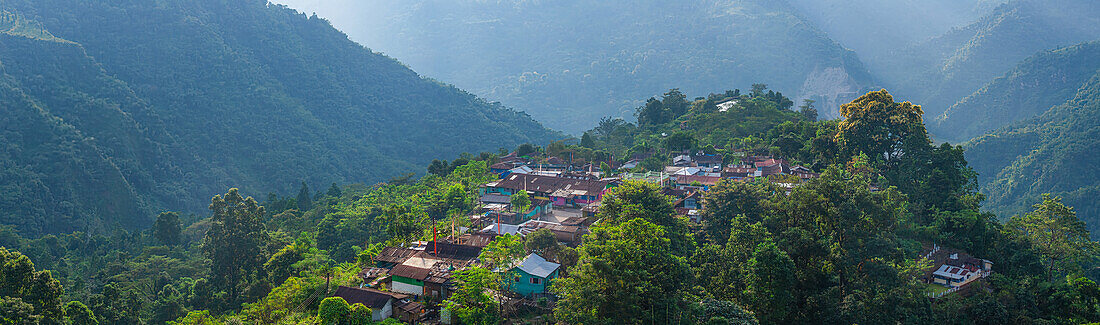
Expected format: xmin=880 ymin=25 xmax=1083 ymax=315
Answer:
xmin=506 ymin=254 xmax=560 ymax=297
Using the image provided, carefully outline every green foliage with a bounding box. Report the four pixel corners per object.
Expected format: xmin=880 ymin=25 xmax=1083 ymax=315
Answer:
xmin=698 ymin=299 xmax=758 ymax=325
xmin=153 ymin=212 xmax=183 ymax=246
xmin=203 ymin=189 xmax=271 ymax=308
xmin=965 ymin=72 xmax=1100 ymax=235
xmin=0 ymin=247 xmax=64 ymax=322
xmin=665 ymin=132 xmax=697 ymax=152
xmin=836 ymin=90 xmax=928 ymax=165
xmin=318 ymin=297 xmax=351 ymax=325
xmin=169 ymin=310 xmax=222 ymax=325
xmin=1 ymin=297 xmax=39 ymax=325
xmin=743 ymin=240 xmax=796 ymax=324
xmin=347 ymin=303 xmax=373 ymax=325
xmin=934 ymin=41 xmax=1100 ymax=142
xmin=597 ymin=181 xmax=692 ymax=256
xmin=1006 ymin=194 xmax=1094 ymax=281
xmin=509 ymin=191 xmax=531 ymax=213
xmin=444 ymin=267 xmax=501 ymax=325
xmin=152 ymin=284 xmax=189 ymax=324
xmin=64 ymin=301 xmax=97 ymax=325
xmin=553 ymin=218 xmax=691 ymax=324
xmin=479 ymin=235 xmax=526 ymax=270
xmin=700 ymin=181 xmax=773 ymax=245
xmin=525 ymin=230 xmax=561 ymax=260
xmin=0 ymin=0 xmax=558 ymax=238
xmin=693 ymin=167 xmax=935 ymax=324
xmin=878 ymin=0 xmax=1100 ymax=120
xmin=297 ymin=182 xmax=314 ymax=212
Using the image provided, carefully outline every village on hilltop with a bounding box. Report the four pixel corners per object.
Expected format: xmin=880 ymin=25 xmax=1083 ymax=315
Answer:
xmin=328 ymin=147 xmax=992 ymax=323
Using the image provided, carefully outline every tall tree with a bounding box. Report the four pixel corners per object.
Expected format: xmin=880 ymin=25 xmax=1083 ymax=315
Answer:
xmin=799 ymin=99 xmax=817 ymax=121
xmin=152 ymin=212 xmax=182 ymax=246
xmin=1007 ymin=194 xmax=1094 ymax=281
xmin=428 ymin=159 xmax=451 ymax=176
xmin=0 ymin=247 xmax=64 ymax=323
xmin=701 ymin=181 xmax=772 ymax=245
xmin=836 ymin=90 xmax=928 ymax=165
xmin=662 ymin=89 xmax=690 ymax=119
xmin=202 ymin=188 xmax=270 ymax=301
xmin=594 ymin=117 xmax=627 ymax=138
xmin=580 ymin=132 xmax=596 ymax=148
xmin=750 ymin=84 xmax=768 ymax=98
xmin=637 ymin=97 xmax=667 ymax=126
xmin=597 ymin=181 xmax=692 ymax=256
xmin=744 ymin=240 xmax=796 ymax=324
xmin=444 ymin=267 xmax=501 ymax=325
xmin=553 ymin=218 xmax=691 ymax=324
xmin=326 ymin=183 xmax=342 ymax=198
xmin=296 ymin=182 xmax=313 ymax=211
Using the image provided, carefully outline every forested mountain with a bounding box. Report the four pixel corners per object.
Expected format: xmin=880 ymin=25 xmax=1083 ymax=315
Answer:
xmin=276 ymin=0 xmax=878 ymax=133
xmin=0 ymin=0 xmax=557 ymax=236
xmin=876 ymin=0 xmax=1100 ymax=125
xmin=934 ymin=41 xmax=1100 ymax=142
xmin=965 ymin=72 xmax=1100 ymax=235
xmin=787 ymin=0 xmax=1006 ymax=66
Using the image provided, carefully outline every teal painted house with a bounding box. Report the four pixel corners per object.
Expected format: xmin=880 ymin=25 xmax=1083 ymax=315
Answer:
xmin=506 ymin=254 xmax=560 ymax=297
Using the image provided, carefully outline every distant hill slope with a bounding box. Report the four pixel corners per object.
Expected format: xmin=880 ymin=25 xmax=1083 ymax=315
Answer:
xmin=786 ymin=0 xmax=1006 ymax=65
xmin=933 ymin=41 xmax=1100 ymax=143
xmin=878 ymin=0 xmax=1100 ymax=125
xmin=0 ymin=0 xmax=557 ymax=236
xmin=277 ymin=0 xmax=878 ymax=133
xmin=965 ymin=72 xmax=1100 ymax=234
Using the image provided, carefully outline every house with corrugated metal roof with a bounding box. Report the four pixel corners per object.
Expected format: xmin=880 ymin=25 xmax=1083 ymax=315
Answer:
xmin=505 ymin=253 xmax=560 ymax=297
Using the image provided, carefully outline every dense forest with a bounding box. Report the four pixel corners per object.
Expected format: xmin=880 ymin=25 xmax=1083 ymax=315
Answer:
xmin=0 ymin=0 xmax=558 ymax=237
xmin=966 ymin=71 xmax=1100 ymax=237
xmin=3 ymin=87 xmax=1099 ymax=324
xmin=934 ymin=41 xmax=1100 ymax=142
xmin=276 ymin=0 xmax=878 ymax=133
xmin=877 ymin=0 xmax=1100 ymax=124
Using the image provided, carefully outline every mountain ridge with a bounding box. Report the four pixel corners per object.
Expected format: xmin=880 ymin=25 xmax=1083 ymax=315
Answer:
xmin=933 ymin=41 xmax=1100 ymax=143
xmin=0 ymin=0 xmax=559 ymax=236
xmin=275 ymin=0 xmax=880 ymax=133
xmin=965 ymin=70 xmax=1100 ymax=233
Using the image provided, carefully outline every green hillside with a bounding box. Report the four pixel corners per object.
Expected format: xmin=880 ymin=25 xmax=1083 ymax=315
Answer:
xmin=879 ymin=0 xmax=1100 ymax=122
xmin=288 ymin=0 xmax=878 ymax=133
xmin=786 ymin=0 xmax=1006 ymax=64
xmin=965 ymin=72 xmax=1100 ymax=235
xmin=0 ymin=0 xmax=558 ymax=236
xmin=933 ymin=41 xmax=1100 ymax=142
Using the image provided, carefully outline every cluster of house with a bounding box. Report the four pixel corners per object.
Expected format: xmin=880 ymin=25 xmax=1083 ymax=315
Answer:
xmin=333 ymin=231 xmax=565 ymax=323
xmin=328 ymin=150 xmax=826 ymax=322
xmin=920 ymin=244 xmax=994 ymax=298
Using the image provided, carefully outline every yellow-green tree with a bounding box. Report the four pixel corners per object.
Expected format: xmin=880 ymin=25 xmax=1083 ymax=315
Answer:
xmin=836 ymin=90 xmax=927 ymax=165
